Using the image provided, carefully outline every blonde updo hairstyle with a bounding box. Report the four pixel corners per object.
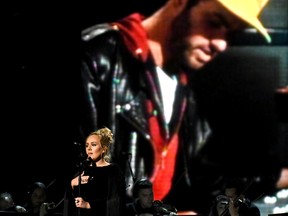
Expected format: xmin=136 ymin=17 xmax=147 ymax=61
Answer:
xmin=88 ymin=127 xmax=113 ymax=162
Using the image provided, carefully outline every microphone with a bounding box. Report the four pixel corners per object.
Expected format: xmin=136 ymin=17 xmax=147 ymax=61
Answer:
xmin=154 ymin=206 xmax=177 ymax=215
xmin=153 ymin=200 xmax=177 ymax=215
xmin=122 ymin=152 xmax=132 ymax=160
xmin=83 ymin=157 xmax=93 ymax=166
xmin=74 ymin=142 xmax=82 ymax=146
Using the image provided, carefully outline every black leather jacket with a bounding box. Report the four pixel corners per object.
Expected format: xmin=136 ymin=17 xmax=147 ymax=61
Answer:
xmin=79 ymin=22 xmax=212 ymax=212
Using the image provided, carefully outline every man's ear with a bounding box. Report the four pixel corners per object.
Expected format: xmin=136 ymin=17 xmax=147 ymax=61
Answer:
xmin=173 ymin=0 xmax=189 ymax=9
xmin=171 ymin=0 xmax=192 ymax=14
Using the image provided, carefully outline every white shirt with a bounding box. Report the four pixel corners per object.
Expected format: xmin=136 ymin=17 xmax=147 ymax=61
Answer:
xmin=156 ymin=66 xmax=178 ymax=124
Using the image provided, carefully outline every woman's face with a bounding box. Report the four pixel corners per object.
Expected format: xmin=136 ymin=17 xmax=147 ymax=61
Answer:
xmin=31 ymin=188 xmax=47 ymax=208
xmin=85 ymin=134 xmax=104 ymax=161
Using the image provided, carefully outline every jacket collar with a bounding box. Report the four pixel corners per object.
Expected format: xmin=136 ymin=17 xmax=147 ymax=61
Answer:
xmin=111 ymin=13 xmax=150 ymax=62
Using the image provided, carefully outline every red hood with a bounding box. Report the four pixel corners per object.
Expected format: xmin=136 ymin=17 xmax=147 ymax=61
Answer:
xmin=111 ymin=13 xmax=150 ymax=62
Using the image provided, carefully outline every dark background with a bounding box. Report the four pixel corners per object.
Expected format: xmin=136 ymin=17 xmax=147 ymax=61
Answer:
xmin=0 ymin=0 xmax=156 ymax=207
xmin=0 ymin=0 xmax=287 ymax=212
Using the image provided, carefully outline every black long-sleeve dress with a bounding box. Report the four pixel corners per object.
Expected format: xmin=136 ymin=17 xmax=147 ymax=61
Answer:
xmin=70 ymin=163 xmax=126 ymax=216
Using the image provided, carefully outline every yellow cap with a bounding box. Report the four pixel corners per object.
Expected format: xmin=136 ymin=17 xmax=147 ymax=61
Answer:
xmin=217 ymin=0 xmax=271 ymax=43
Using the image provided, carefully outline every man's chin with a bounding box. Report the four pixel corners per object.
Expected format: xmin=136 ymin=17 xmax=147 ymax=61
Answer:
xmin=188 ymin=61 xmax=205 ymax=71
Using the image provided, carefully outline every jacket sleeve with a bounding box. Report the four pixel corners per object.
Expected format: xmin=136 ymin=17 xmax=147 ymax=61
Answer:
xmin=79 ymin=24 xmax=121 ymax=140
